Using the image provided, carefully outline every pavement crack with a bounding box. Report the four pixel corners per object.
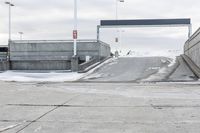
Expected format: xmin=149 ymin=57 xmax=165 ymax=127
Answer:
xmin=15 ymin=94 xmax=81 ymax=133
xmin=151 ymin=104 xmax=200 ymax=109
xmin=7 ymin=104 xmax=69 ymax=107
xmin=7 ymin=104 xmax=200 ymax=108
xmin=6 ymin=104 xmax=152 ymax=108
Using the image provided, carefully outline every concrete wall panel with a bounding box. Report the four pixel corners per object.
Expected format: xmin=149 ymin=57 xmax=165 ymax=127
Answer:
xmin=11 ymin=61 xmax=71 ymax=70
xmin=9 ymin=40 xmax=111 ymax=70
xmin=184 ymin=28 xmax=200 ymax=68
xmin=0 ymin=61 xmax=9 ymax=71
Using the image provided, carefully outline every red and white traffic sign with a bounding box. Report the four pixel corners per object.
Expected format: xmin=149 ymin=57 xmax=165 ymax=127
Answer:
xmin=115 ymin=37 xmax=119 ymax=43
xmin=73 ymin=30 xmax=78 ymax=39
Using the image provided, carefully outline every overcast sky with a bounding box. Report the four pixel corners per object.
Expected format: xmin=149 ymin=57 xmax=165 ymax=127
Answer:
xmin=0 ymin=0 xmax=200 ymax=55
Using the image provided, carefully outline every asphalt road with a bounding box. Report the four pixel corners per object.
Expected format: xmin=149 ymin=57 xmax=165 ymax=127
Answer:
xmin=0 ymin=82 xmax=200 ymax=133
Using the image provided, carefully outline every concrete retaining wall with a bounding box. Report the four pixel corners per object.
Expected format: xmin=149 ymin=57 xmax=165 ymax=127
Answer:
xmin=0 ymin=52 xmax=7 ymax=61
xmin=11 ymin=61 xmax=71 ymax=70
xmin=9 ymin=40 xmax=110 ymax=70
xmin=79 ymin=58 xmax=99 ymax=72
xmin=0 ymin=61 xmax=9 ymax=71
xmin=0 ymin=46 xmax=8 ymax=61
xmin=184 ymin=28 xmax=200 ymax=69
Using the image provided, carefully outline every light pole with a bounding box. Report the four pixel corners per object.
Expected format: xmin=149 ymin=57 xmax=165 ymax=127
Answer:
xmin=73 ymin=0 xmax=78 ymax=56
xmin=5 ymin=1 xmax=14 ymax=64
xmin=5 ymin=1 xmax=14 ymax=41
xmin=116 ymin=0 xmax=124 ymax=20
xmin=18 ymin=32 xmax=23 ymax=40
xmin=115 ymin=0 xmax=124 ymax=50
xmin=71 ymin=0 xmax=79 ymax=72
xmin=118 ymin=30 xmax=125 ymax=54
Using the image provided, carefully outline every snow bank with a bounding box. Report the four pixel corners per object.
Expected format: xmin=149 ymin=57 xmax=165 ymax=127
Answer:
xmin=120 ymin=50 xmax=181 ymax=59
xmin=0 ymin=71 xmax=84 ymax=82
xmin=0 ymin=58 xmax=114 ymax=82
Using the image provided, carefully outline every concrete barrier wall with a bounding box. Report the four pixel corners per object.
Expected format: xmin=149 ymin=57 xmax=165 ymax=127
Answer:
xmin=9 ymin=40 xmax=110 ymax=70
xmin=0 ymin=61 xmax=9 ymax=71
xmin=0 ymin=52 xmax=7 ymax=61
xmin=10 ymin=40 xmax=110 ymax=61
xmin=184 ymin=28 xmax=200 ymax=69
xmin=11 ymin=61 xmax=71 ymax=70
xmin=99 ymin=41 xmax=111 ymax=58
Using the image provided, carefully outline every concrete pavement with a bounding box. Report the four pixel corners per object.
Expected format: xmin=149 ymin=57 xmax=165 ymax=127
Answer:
xmin=1 ymin=81 xmax=200 ymax=132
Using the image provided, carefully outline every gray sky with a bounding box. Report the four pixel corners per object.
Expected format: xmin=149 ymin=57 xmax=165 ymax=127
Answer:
xmin=0 ymin=0 xmax=200 ymax=55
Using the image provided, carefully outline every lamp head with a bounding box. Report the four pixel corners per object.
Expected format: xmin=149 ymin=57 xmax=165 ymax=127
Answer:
xmin=5 ymin=1 xmax=10 ymax=4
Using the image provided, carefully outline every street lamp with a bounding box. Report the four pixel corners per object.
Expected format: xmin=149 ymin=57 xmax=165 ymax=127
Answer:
xmin=73 ymin=0 xmax=78 ymax=56
xmin=5 ymin=1 xmax=14 ymax=41
xmin=115 ymin=0 xmax=124 ymax=51
xmin=116 ymin=0 xmax=124 ymax=20
xmin=18 ymin=32 xmax=24 ymax=40
xmin=5 ymin=1 xmax=14 ymax=63
xmin=117 ymin=30 xmax=125 ymax=54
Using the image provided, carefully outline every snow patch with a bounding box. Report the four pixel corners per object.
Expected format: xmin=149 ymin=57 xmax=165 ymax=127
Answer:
xmin=0 ymin=58 xmax=114 ymax=82
xmin=0 ymin=71 xmax=84 ymax=82
xmin=121 ymin=50 xmax=181 ymax=59
xmin=81 ymin=58 xmax=117 ymax=80
xmin=0 ymin=124 xmax=21 ymax=132
xmin=142 ymin=58 xmax=178 ymax=82
xmin=146 ymin=67 xmax=160 ymax=71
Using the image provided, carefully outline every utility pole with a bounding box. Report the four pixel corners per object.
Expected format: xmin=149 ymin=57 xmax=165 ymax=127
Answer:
xmin=188 ymin=24 xmax=192 ymax=38
xmin=115 ymin=0 xmax=124 ymax=52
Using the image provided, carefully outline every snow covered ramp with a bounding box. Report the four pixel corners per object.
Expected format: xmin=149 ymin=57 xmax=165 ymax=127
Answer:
xmin=82 ymin=57 xmax=171 ymax=82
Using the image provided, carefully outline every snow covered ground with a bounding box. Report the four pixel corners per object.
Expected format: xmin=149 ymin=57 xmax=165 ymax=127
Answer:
xmin=120 ymin=50 xmax=181 ymax=60
xmin=0 ymin=71 xmax=84 ymax=82
xmin=82 ymin=57 xmax=173 ymax=82
xmin=0 ymin=58 xmax=114 ymax=82
xmin=0 ymin=56 xmax=198 ymax=83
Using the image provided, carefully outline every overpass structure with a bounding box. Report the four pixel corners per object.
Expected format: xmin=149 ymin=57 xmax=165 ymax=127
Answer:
xmin=97 ymin=18 xmax=192 ymax=40
xmin=96 ymin=18 xmax=200 ymax=79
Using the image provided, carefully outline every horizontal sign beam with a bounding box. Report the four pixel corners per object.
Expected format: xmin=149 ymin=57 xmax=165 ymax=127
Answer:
xmin=100 ymin=19 xmax=191 ymax=27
